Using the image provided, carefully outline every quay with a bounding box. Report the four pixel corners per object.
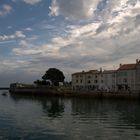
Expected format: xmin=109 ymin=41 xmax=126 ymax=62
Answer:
xmin=9 ymin=85 xmax=140 ymax=100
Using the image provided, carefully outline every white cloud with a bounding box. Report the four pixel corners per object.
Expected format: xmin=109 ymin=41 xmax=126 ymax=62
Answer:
xmin=24 ymin=27 xmax=32 ymax=31
xmin=7 ymin=26 xmax=12 ymax=29
xmin=0 ymin=4 xmax=12 ymax=16
xmin=15 ymin=31 xmax=26 ymax=38
xmin=23 ymin=0 xmax=42 ymax=5
xmin=0 ymin=31 xmax=26 ymax=42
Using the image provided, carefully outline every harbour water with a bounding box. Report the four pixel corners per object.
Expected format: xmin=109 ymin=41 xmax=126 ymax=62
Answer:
xmin=0 ymin=90 xmax=140 ymax=140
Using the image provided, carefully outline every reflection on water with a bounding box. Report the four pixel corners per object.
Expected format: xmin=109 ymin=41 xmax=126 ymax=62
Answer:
xmin=0 ymin=91 xmax=140 ymax=140
xmin=10 ymin=94 xmax=65 ymax=118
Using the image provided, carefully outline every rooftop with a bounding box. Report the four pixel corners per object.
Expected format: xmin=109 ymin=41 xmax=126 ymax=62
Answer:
xmin=102 ymin=70 xmax=116 ymax=74
xmin=117 ymin=64 xmax=136 ymax=71
xmin=72 ymin=70 xmax=99 ymax=75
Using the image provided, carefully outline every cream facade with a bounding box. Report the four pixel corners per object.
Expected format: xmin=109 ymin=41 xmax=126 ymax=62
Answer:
xmin=72 ymin=70 xmax=116 ymax=91
xmin=72 ymin=70 xmax=100 ymax=91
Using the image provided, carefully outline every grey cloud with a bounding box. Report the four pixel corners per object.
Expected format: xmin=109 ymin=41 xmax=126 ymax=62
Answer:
xmin=7 ymin=0 xmax=140 ymax=83
xmin=95 ymin=24 xmax=109 ymax=34
xmin=127 ymin=0 xmax=138 ymax=6
xmin=0 ymin=4 xmax=12 ymax=17
xmin=0 ymin=70 xmax=38 ymax=87
xmin=97 ymin=0 xmax=121 ymax=22
xmin=49 ymin=0 xmax=99 ymax=20
xmin=135 ymin=14 xmax=140 ymax=27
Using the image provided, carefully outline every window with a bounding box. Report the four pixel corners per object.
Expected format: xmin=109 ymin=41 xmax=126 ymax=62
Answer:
xmin=94 ymin=80 xmax=98 ymax=83
xmin=112 ymin=74 xmax=115 ymax=77
xmin=80 ymin=80 xmax=82 ymax=83
xmin=124 ymin=71 xmax=127 ymax=76
xmin=76 ymin=80 xmax=78 ymax=83
xmin=101 ymin=80 xmax=103 ymax=83
xmin=88 ymin=80 xmax=91 ymax=83
xmin=88 ymin=75 xmax=91 ymax=78
xmin=123 ymin=78 xmax=127 ymax=83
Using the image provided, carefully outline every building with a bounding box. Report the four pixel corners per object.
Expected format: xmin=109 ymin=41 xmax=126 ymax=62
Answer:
xmin=117 ymin=64 xmax=137 ymax=91
xmin=100 ymin=70 xmax=117 ymax=92
xmin=136 ymin=59 xmax=140 ymax=91
xmin=72 ymin=59 xmax=140 ymax=93
xmin=72 ymin=71 xmax=86 ymax=91
xmin=72 ymin=69 xmax=116 ymax=91
xmin=72 ymin=70 xmax=100 ymax=91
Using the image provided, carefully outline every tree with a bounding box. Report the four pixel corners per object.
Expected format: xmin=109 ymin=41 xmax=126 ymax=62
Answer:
xmin=34 ymin=79 xmax=47 ymax=85
xmin=42 ymin=68 xmax=65 ymax=86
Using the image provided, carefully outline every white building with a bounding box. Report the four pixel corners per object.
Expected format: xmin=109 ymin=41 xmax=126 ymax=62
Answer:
xmin=99 ymin=70 xmax=117 ymax=92
xmin=72 ymin=59 xmax=140 ymax=92
xmin=72 ymin=69 xmax=116 ymax=92
xmin=72 ymin=71 xmax=86 ymax=91
xmin=72 ymin=70 xmax=100 ymax=91
xmin=117 ymin=63 xmax=137 ymax=91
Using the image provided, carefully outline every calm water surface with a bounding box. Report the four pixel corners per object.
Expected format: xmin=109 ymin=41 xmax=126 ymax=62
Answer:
xmin=0 ymin=90 xmax=140 ymax=140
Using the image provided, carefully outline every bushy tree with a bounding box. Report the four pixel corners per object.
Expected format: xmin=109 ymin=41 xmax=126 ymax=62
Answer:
xmin=42 ymin=68 xmax=65 ymax=86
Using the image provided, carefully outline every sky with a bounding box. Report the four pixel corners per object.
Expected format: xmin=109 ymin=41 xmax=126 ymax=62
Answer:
xmin=0 ymin=0 xmax=140 ymax=86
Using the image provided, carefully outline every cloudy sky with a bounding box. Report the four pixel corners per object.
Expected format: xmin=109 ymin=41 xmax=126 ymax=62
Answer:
xmin=0 ymin=0 xmax=140 ymax=86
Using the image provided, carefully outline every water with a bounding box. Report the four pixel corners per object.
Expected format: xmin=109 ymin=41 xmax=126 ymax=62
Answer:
xmin=0 ymin=90 xmax=140 ymax=140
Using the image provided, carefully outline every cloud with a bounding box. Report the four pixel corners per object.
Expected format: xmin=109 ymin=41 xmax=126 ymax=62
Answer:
xmin=49 ymin=0 xmax=99 ymax=20
xmin=0 ymin=31 xmax=26 ymax=42
xmin=135 ymin=14 xmax=140 ymax=27
xmin=0 ymin=4 xmax=12 ymax=17
xmin=2 ymin=0 xmax=139 ymax=83
xmin=22 ymin=0 xmax=42 ymax=5
xmin=24 ymin=27 xmax=32 ymax=31
xmin=11 ymin=16 xmax=140 ymax=78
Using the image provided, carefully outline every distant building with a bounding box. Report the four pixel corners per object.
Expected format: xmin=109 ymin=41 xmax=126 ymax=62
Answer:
xmin=72 ymin=59 xmax=140 ymax=93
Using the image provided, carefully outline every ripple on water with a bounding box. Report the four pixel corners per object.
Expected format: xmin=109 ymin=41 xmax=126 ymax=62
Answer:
xmin=0 ymin=93 xmax=140 ymax=140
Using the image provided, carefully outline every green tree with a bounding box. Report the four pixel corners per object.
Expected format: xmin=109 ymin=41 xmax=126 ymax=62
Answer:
xmin=42 ymin=68 xmax=65 ymax=86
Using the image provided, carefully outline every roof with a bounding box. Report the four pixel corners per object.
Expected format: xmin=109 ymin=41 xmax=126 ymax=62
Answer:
xmin=102 ymin=70 xmax=116 ymax=74
xmin=72 ymin=71 xmax=85 ymax=75
xmin=117 ymin=64 xmax=136 ymax=71
xmin=72 ymin=70 xmax=99 ymax=75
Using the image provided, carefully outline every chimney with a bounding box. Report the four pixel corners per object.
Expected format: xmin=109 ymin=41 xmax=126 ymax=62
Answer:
xmin=120 ymin=64 xmax=122 ymax=67
xmin=100 ymin=68 xmax=102 ymax=72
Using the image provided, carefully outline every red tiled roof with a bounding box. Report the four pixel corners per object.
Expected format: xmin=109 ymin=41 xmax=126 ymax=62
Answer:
xmin=117 ymin=64 xmax=136 ymax=71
